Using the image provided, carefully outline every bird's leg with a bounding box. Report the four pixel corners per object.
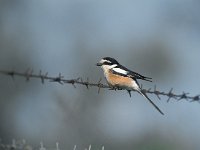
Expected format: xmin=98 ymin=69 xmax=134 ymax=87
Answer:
xmin=109 ymin=86 xmax=117 ymax=91
xmin=127 ymin=90 xmax=131 ymax=97
xmin=109 ymin=85 xmax=123 ymax=91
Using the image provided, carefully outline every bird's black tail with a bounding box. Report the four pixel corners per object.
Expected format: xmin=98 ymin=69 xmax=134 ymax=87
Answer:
xmin=137 ymin=89 xmax=164 ymax=115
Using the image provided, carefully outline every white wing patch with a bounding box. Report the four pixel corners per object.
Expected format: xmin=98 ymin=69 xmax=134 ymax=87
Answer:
xmin=112 ymin=67 xmax=127 ymax=75
xmin=109 ymin=64 xmax=117 ymax=69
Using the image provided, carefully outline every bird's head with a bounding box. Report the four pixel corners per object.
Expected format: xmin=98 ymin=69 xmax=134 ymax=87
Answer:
xmin=96 ymin=57 xmax=119 ymax=73
xmin=96 ymin=57 xmax=119 ymax=69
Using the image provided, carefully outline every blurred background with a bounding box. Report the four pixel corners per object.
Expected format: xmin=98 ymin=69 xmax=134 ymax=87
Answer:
xmin=0 ymin=0 xmax=200 ymax=149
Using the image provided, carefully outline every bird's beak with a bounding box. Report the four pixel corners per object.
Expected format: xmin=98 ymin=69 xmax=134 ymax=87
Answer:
xmin=96 ymin=62 xmax=102 ymax=66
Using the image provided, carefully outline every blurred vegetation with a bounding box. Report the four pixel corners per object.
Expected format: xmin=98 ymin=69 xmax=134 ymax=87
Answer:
xmin=0 ymin=1 xmax=200 ymax=150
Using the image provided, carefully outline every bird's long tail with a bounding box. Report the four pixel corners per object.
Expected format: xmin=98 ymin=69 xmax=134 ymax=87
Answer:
xmin=137 ymin=88 xmax=164 ymax=115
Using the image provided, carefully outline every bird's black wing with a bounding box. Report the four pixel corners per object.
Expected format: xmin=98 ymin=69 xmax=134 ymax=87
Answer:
xmin=116 ymin=64 xmax=152 ymax=82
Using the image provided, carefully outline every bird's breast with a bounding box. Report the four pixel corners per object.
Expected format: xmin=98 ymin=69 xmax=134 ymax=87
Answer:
xmin=106 ymin=70 xmax=134 ymax=88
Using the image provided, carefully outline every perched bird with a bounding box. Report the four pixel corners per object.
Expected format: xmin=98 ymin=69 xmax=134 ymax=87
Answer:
xmin=96 ymin=57 xmax=164 ymax=115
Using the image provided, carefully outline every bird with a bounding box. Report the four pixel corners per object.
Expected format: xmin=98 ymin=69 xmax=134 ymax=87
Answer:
xmin=96 ymin=57 xmax=164 ymax=115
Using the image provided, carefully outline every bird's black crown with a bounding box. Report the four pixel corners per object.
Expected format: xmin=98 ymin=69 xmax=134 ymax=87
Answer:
xmin=102 ymin=57 xmax=119 ymax=65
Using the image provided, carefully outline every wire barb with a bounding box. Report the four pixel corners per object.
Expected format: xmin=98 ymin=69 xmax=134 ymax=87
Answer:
xmin=167 ymin=88 xmax=174 ymax=102
xmin=154 ymin=85 xmax=161 ymax=100
xmin=191 ymin=95 xmax=200 ymax=102
xmin=50 ymin=73 xmax=64 ymax=85
xmin=97 ymin=78 xmax=102 ymax=94
xmin=179 ymin=92 xmax=189 ymax=101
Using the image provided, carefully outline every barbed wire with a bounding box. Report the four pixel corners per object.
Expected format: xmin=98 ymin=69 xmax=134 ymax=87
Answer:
xmin=0 ymin=138 xmax=105 ymax=150
xmin=0 ymin=69 xmax=199 ymax=102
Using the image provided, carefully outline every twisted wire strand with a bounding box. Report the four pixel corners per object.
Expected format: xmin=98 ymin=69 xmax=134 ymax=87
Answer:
xmin=0 ymin=69 xmax=199 ymax=102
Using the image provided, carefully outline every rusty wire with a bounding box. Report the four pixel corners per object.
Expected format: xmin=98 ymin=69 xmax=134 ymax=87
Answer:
xmin=0 ymin=69 xmax=199 ymax=102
